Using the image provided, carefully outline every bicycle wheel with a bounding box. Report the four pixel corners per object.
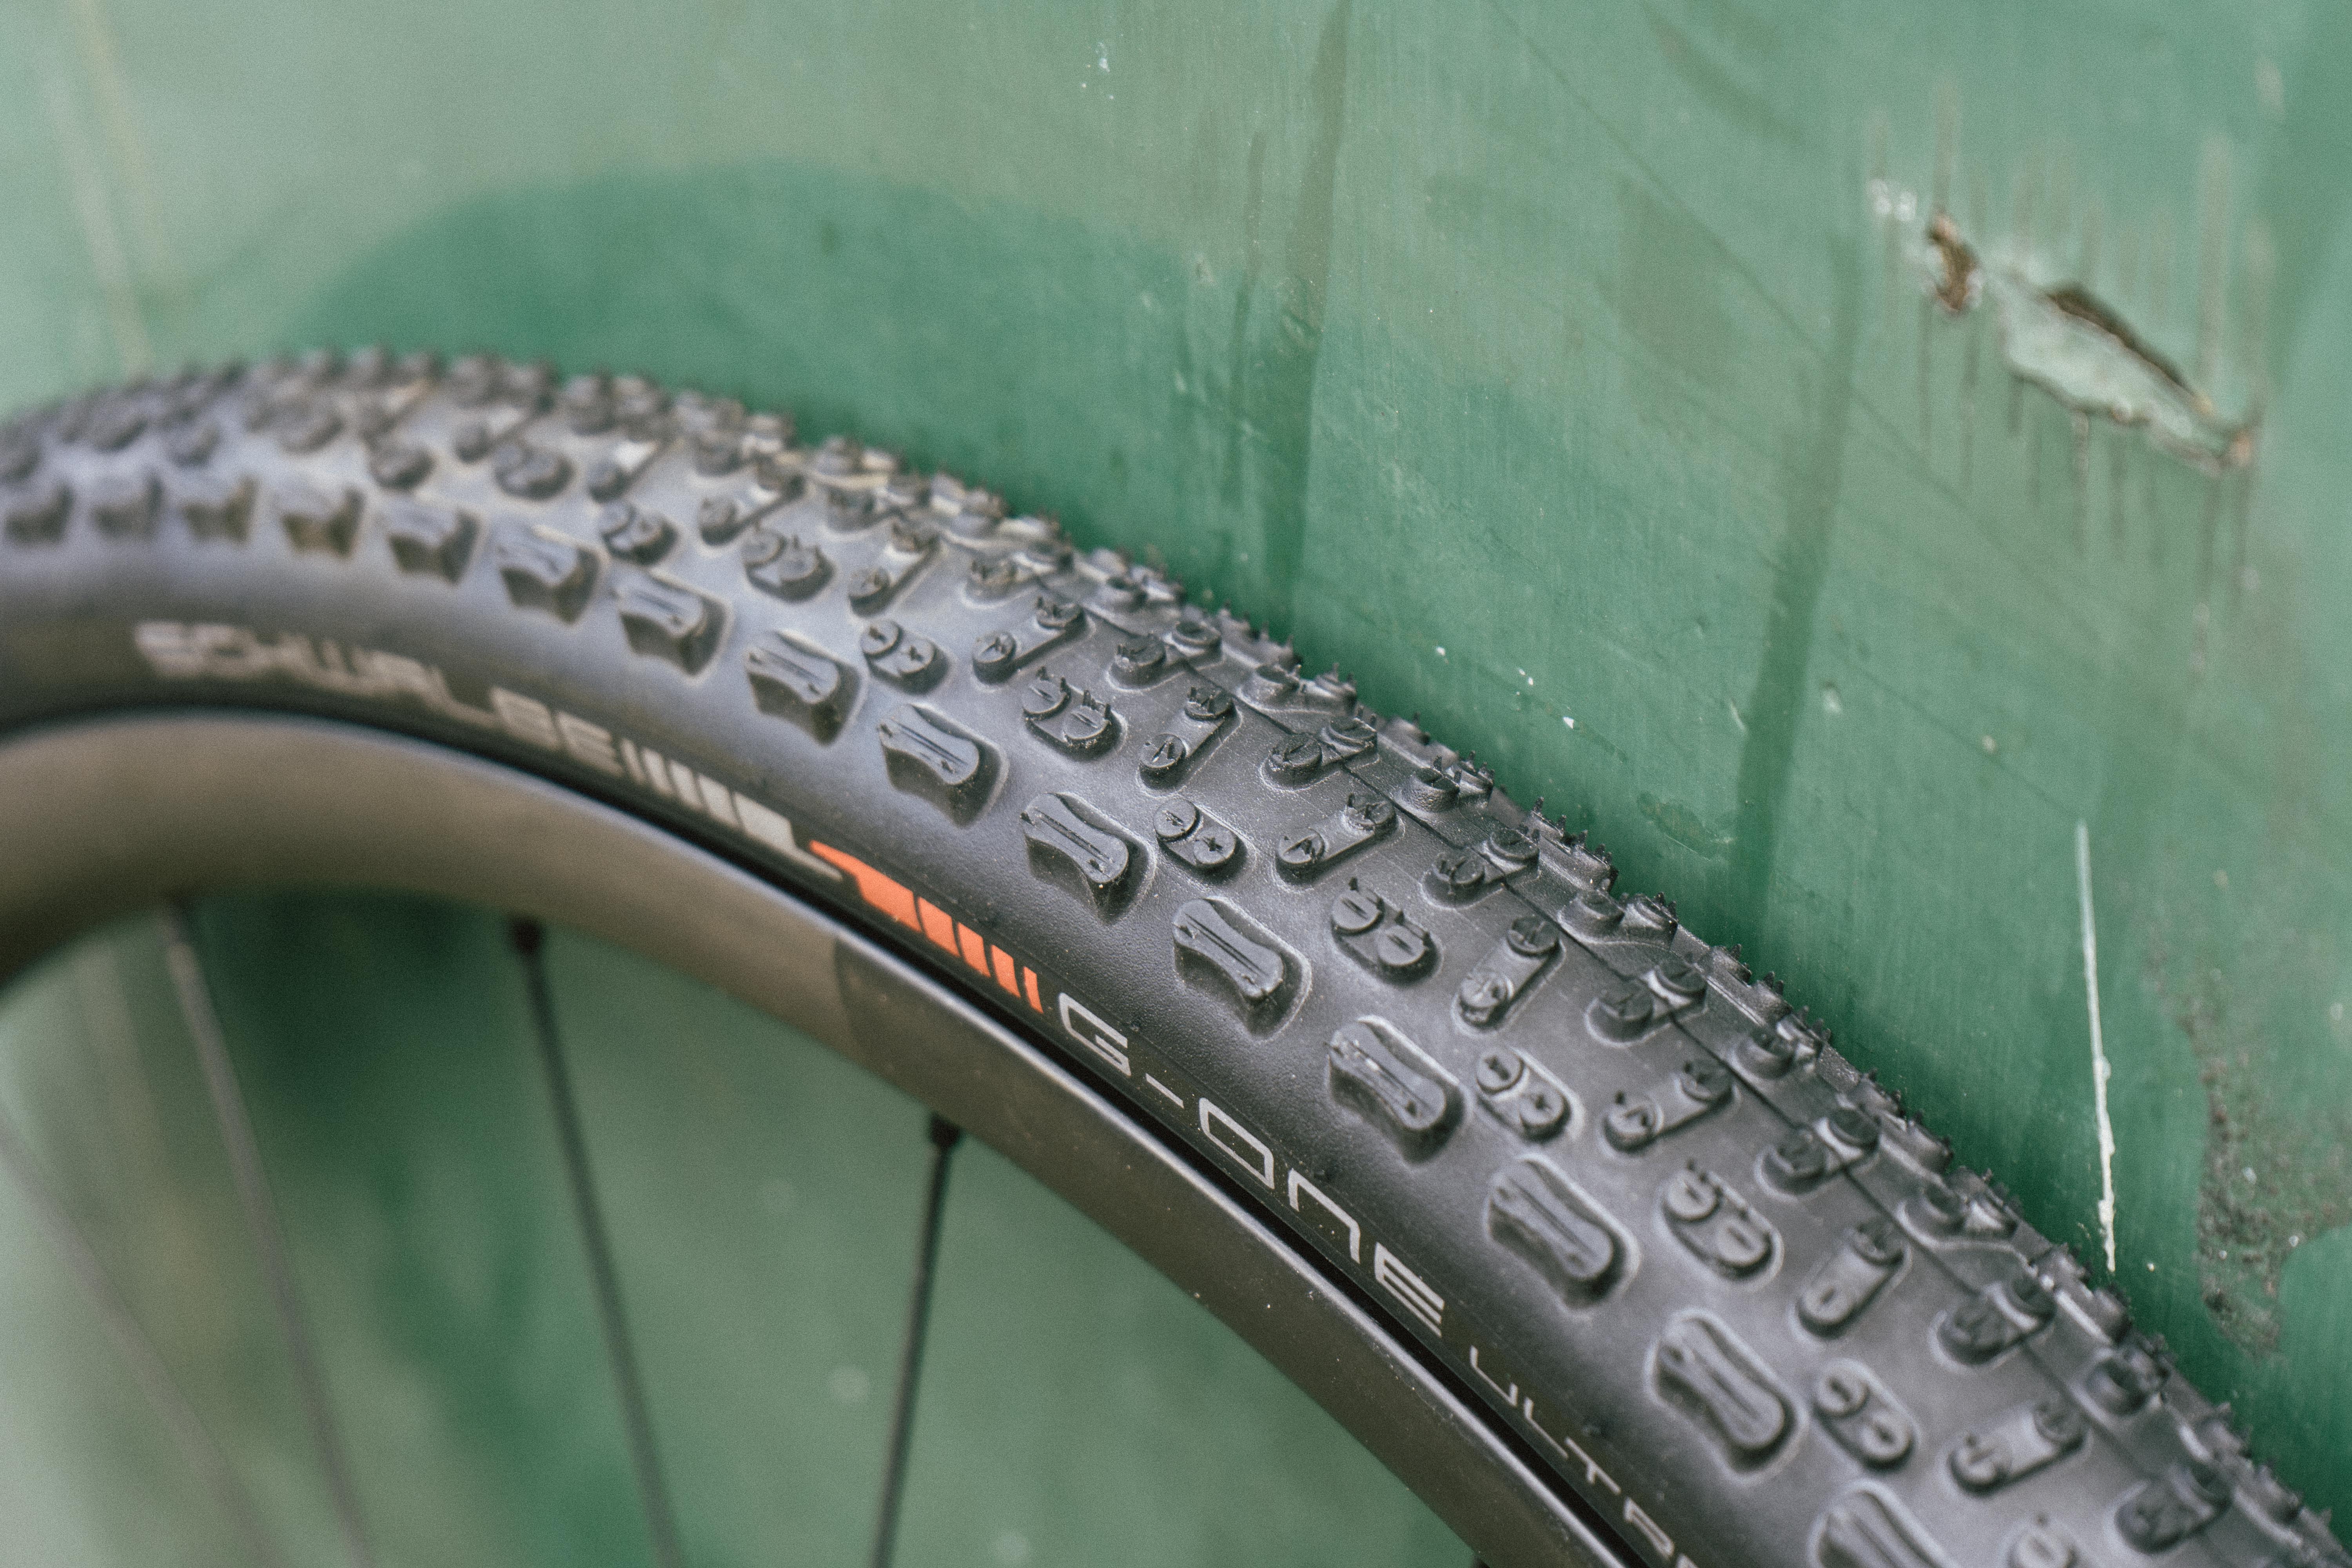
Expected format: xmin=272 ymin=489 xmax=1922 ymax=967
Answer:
xmin=0 ymin=352 xmax=2339 ymax=1568
xmin=0 ymin=887 xmax=1480 ymax=1568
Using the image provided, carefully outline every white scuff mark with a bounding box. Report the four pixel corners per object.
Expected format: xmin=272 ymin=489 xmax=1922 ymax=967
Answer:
xmin=1869 ymin=179 xmax=1919 ymax=223
xmin=1561 ymin=715 xmax=1575 ymax=730
xmin=1727 ymin=699 xmax=1746 ymax=734
xmin=2076 ymin=820 xmax=2120 ymax=1274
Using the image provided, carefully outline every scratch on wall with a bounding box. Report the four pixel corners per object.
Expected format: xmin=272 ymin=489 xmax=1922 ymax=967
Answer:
xmin=2075 ymin=822 xmax=2120 ymax=1275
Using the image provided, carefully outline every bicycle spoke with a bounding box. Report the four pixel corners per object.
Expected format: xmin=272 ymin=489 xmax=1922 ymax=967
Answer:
xmin=510 ymin=917 xmax=685 ymax=1568
xmin=0 ymin=1101 xmax=286 ymax=1568
xmin=164 ymin=903 xmax=374 ymax=1568
xmin=869 ymin=1113 xmax=963 ymax=1568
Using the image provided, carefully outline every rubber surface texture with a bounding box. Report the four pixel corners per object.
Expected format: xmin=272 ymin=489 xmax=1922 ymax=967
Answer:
xmin=0 ymin=352 xmax=2341 ymax=1568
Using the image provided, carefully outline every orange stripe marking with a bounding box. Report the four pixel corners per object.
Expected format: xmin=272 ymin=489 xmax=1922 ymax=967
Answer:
xmin=916 ymin=898 xmax=960 ymax=954
xmin=955 ymin=923 xmax=989 ymax=973
xmin=989 ymin=946 xmax=1020 ymax=995
xmin=809 ymin=841 xmax=919 ymax=931
xmin=1022 ymin=967 xmax=1044 ymax=1011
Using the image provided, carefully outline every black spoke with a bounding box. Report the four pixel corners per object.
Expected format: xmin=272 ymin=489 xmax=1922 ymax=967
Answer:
xmin=510 ymin=917 xmax=684 ymax=1568
xmin=165 ymin=904 xmax=373 ymax=1568
xmin=870 ymin=1113 xmax=963 ymax=1568
xmin=0 ymin=1102 xmax=285 ymax=1568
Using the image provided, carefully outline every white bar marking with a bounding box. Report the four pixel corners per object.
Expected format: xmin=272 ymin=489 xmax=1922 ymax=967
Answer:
xmin=691 ymin=771 xmax=737 ymax=826
xmin=731 ymin=796 xmax=843 ymax=880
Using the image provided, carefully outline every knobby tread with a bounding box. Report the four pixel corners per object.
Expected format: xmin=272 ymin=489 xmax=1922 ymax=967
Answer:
xmin=0 ymin=350 xmax=2340 ymax=1568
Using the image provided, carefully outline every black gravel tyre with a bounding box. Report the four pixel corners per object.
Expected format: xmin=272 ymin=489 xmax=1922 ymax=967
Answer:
xmin=0 ymin=351 xmax=2340 ymax=1568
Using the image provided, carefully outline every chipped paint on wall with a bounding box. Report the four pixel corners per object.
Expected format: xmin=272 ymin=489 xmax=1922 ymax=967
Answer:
xmin=1915 ymin=211 xmax=2254 ymax=474
xmin=2146 ymin=918 xmax=2352 ymax=1356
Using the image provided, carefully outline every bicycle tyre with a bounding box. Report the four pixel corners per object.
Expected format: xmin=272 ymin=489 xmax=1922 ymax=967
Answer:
xmin=0 ymin=351 xmax=2339 ymax=1568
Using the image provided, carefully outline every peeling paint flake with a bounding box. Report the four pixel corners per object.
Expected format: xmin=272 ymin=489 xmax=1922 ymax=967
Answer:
xmin=1915 ymin=213 xmax=2252 ymax=474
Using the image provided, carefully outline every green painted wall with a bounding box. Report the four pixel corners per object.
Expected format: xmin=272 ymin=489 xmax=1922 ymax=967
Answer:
xmin=0 ymin=0 xmax=2345 ymax=1512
